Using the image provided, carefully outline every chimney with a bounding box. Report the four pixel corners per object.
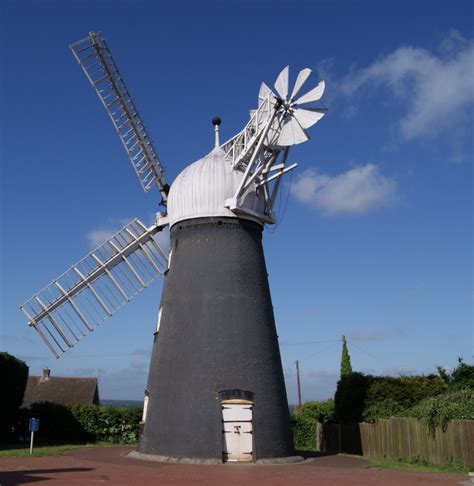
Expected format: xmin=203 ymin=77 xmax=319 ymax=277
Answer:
xmin=42 ymin=368 xmax=51 ymax=379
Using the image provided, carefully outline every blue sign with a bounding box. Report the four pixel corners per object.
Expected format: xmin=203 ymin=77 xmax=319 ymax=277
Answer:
xmin=29 ymin=418 xmax=39 ymax=432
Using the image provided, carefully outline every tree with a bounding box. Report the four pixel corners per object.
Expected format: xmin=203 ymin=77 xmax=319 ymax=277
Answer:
xmin=437 ymin=357 xmax=474 ymax=390
xmin=340 ymin=335 xmax=353 ymax=377
xmin=0 ymin=352 xmax=29 ymax=441
xmin=335 ymin=372 xmax=369 ymax=423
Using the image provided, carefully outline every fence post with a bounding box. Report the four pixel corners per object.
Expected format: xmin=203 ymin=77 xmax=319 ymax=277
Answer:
xmin=338 ymin=423 xmax=341 ymax=453
xmin=316 ymin=422 xmax=322 ymax=451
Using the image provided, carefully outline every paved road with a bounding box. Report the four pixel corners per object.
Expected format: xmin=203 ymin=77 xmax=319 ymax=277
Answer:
xmin=0 ymin=446 xmax=467 ymax=485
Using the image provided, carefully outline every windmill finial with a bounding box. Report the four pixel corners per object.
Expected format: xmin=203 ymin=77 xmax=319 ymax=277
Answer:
xmin=212 ymin=117 xmax=221 ymax=148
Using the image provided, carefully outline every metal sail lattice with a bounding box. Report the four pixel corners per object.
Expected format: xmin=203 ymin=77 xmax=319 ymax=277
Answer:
xmin=70 ymin=32 xmax=168 ymax=203
xmin=221 ymin=91 xmax=294 ymax=223
xmin=20 ymin=219 xmax=168 ymax=358
xmin=220 ymin=91 xmax=279 ymax=172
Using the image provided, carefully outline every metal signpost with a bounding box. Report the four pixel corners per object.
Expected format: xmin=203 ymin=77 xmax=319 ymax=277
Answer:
xmin=29 ymin=418 xmax=39 ymax=454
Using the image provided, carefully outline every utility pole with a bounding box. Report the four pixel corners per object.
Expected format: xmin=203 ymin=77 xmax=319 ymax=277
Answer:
xmin=295 ymin=360 xmax=302 ymax=414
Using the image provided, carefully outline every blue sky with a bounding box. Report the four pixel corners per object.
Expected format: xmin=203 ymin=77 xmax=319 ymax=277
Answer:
xmin=1 ymin=0 xmax=472 ymax=403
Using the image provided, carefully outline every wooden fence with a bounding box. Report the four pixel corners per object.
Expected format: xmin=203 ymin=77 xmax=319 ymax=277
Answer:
xmin=318 ymin=418 xmax=474 ymax=467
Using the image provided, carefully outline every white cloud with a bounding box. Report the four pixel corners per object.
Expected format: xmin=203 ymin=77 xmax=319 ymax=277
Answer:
xmin=284 ymin=366 xmax=339 ymax=402
xmin=69 ymin=367 xmax=105 ymax=377
xmin=86 ymin=218 xmax=132 ymax=248
xmin=86 ymin=216 xmax=170 ymax=255
xmin=2 ymin=334 xmax=36 ymax=345
xmin=130 ymin=347 xmax=152 ymax=356
xmin=98 ymin=360 xmax=149 ymax=400
xmin=292 ymin=164 xmax=396 ymax=215
xmin=86 ymin=229 xmax=117 ymax=248
xmin=347 ymin=330 xmax=386 ymax=342
xmin=383 ymin=367 xmax=418 ymax=377
xmin=153 ymin=225 xmax=170 ymax=253
xmin=341 ymin=31 xmax=474 ymax=141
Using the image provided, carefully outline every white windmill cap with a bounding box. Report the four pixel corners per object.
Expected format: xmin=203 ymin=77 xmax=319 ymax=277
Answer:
xmin=167 ymin=146 xmax=265 ymax=228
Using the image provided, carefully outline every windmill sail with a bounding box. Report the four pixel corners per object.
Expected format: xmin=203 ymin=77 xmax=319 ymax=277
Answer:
xmin=69 ymin=32 xmax=169 ymax=203
xmin=20 ymin=219 xmax=168 ymax=358
xmin=221 ymin=84 xmax=278 ymax=171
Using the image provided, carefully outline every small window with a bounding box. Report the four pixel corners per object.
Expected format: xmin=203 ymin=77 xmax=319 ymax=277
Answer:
xmin=154 ymin=307 xmax=163 ymax=334
xmin=141 ymin=391 xmax=150 ymax=423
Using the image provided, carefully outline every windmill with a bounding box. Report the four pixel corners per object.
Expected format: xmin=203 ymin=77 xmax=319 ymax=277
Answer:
xmin=19 ymin=32 xmax=327 ymax=463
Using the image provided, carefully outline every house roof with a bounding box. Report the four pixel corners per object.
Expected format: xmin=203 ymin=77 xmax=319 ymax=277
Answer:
xmin=22 ymin=369 xmax=99 ymax=407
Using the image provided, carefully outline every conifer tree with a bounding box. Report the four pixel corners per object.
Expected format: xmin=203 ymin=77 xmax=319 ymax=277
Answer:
xmin=340 ymin=335 xmax=353 ymax=377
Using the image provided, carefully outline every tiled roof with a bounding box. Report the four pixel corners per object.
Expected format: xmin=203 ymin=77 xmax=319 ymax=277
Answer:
xmin=22 ymin=375 xmax=99 ymax=407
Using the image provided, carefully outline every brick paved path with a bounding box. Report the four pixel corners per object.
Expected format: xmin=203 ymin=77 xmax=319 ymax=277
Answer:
xmin=0 ymin=446 xmax=466 ymax=485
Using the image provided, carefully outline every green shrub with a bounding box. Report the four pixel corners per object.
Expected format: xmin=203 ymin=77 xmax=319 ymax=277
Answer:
xmin=291 ymin=400 xmax=335 ymax=450
xmin=363 ymin=375 xmax=447 ymax=421
xmin=0 ymin=353 xmax=29 ymax=441
xmin=290 ymin=413 xmax=317 ymax=450
xmin=300 ymin=399 xmax=335 ymax=423
xmin=401 ymin=388 xmax=474 ymax=433
xmin=437 ymin=358 xmax=474 ymax=390
xmin=335 ymin=373 xmax=447 ymax=423
xmin=334 ymin=372 xmax=370 ymax=423
xmin=28 ymin=402 xmax=88 ymax=442
xmin=71 ymin=405 xmax=141 ymax=443
xmin=363 ymin=398 xmax=406 ymax=422
xmin=21 ymin=402 xmax=141 ymax=444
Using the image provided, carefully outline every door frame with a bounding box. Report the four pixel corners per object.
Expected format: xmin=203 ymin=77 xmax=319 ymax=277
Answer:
xmin=219 ymin=390 xmax=255 ymax=463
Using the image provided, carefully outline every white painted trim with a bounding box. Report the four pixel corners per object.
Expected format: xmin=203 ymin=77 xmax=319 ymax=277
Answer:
xmin=154 ymin=307 xmax=163 ymax=334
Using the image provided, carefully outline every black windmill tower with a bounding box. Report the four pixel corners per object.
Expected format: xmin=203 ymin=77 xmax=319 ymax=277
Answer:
xmin=20 ymin=32 xmax=327 ymax=462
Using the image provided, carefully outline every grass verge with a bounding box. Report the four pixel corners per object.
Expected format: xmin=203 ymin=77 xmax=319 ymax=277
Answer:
xmin=0 ymin=442 xmax=118 ymax=458
xmin=370 ymin=457 xmax=471 ymax=474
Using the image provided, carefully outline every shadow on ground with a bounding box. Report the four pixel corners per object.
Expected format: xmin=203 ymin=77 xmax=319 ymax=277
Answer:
xmin=0 ymin=467 xmax=93 ymax=485
xmin=297 ymin=450 xmax=334 ymax=459
xmin=297 ymin=450 xmax=371 ymax=469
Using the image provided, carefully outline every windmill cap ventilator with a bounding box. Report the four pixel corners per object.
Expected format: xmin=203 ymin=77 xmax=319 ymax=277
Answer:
xmin=213 ymin=116 xmax=221 ymax=148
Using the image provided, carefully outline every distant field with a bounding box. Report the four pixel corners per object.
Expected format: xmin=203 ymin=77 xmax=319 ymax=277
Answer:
xmin=100 ymin=399 xmax=143 ymax=408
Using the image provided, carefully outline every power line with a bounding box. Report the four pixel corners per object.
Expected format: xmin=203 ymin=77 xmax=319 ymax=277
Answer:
xmin=298 ymin=340 xmax=341 ymax=363
xmin=280 ymin=339 xmax=341 ymax=346
xmin=17 ymin=352 xmax=148 ymax=360
xmin=19 ymin=339 xmax=341 ymax=360
xmin=347 ymin=341 xmax=379 ymax=361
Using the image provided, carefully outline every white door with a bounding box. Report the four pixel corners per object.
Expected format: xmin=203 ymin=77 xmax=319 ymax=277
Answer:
xmin=222 ymin=400 xmax=253 ymax=462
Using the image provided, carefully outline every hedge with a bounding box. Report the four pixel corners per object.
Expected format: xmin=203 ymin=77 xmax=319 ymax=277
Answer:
xmin=291 ymin=400 xmax=335 ymax=450
xmin=335 ymin=372 xmax=447 ymax=423
xmin=19 ymin=402 xmax=141 ymax=444
xmin=401 ymin=388 xmax=474 ymax=432
xmin=0 ymin=353 xmax=29 ymax=441
xmin=437 ymin=358 xmax=474 ymax=390
xmin=71 ymin=404 xmax=141 ymax=443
